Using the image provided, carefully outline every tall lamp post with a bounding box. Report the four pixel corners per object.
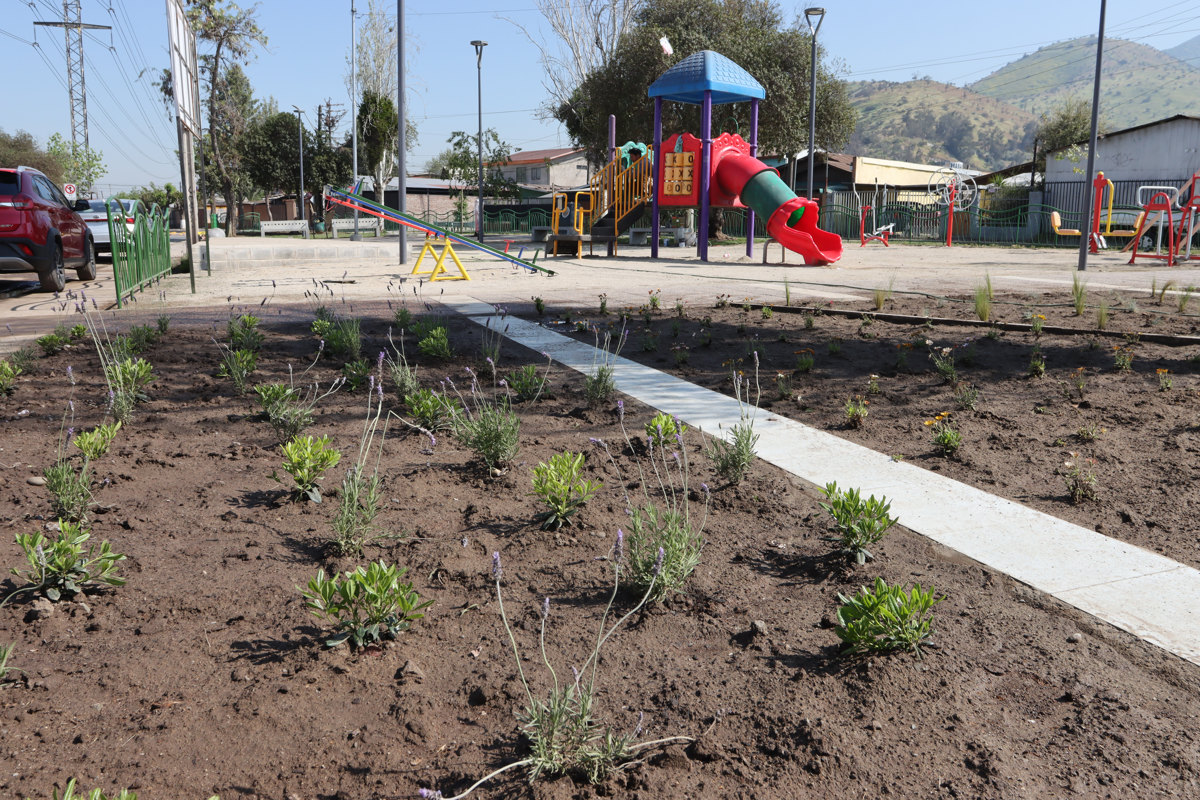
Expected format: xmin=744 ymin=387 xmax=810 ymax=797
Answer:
xmin=804 ymin=7 xmax=825 ymax=201
xmin=292 ymin=106 xmax=307 ymax=238
xmin=471 ymin=39 xmax=487 ymax=241
xmin=350 ymin=0 xmax=361 ymax=240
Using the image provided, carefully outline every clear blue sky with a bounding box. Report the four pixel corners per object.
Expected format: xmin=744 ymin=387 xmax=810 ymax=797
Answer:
xmin=3 ymin=0 xmax=1198 ymax=194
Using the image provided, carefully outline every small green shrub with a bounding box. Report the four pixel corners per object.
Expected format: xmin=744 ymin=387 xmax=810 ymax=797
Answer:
xmin=844 ymin=396 xmax=869 ymax=428
xmin=417 ymin=325 xmax=452 ymax=360
xmin=9 ymin=346 xmax=37 ymax=374
xmin=1061 ymin=452 xmax=1098 ymax=503
xmin=72 ymin=422 xmax=121 ymax=461
xmin=1072 ymin=273 xmax=1087 ymax=316
xmin=953 ymin=382 xmax=980 ymax=410
xmin=456 ymin=400 xmax=520 ymax=469
xmin=341 ymin=358 xmax=372 ymax=392
xmin=931 ymin=420 xmax=962 ymax=456
xmin=22 ymin=778 xmax=142 ymax=800
xmin=277 ymin=434 xmax=341 ymax=502
xmin=507 ymin=362 xmax=548 ymax=402
xmin=532 ymin=451 xmax=601 ymax=530
xmin=331 ymin=465 xmax=383 ymax=557
xmin=325 ymin=317 xmax=362 ymax=361
xmin=393 ymin=305 xmax=413 ymax=329
xmin=584 ymin=365 xmax=615 ymax=407
xmin=819 ymin=481 xmax=897 ymax=564
xmin=0 ymin=641 xmax=21 ymax=687
xmin=404 ymin=388 xmax=462 ymax=432
xmin=36 ymin=333 xmax=67 ymax=356
xmin=644 ymin=411 xmax=686 ymax=449
xmin=625 ymin=503 xmax=703 ymax=601
xmin=9 ymin=520 xmax=125 ymax=602
xmin=835 ymin=577 xmax=942 ymax=656
xmin=930 ymin=348 xmax=957 ymax=383
xmin=104 ymin=357 xmax=154 ymax=423
xmin=973 ymin=284 xmax=991 ymax=322
xmin=1028 ymin=346 xmax=1045 ymax=378
xmin=228 ymin=314 xmax=264 ymax=351
xmin=1113 ymin=345 xmax=1134 ymax=372
xmin=707 ymin=421 xmax=758 ymax=484
xmin=217 ymin=347 xmax=257 ymax=395
xmin=43 ymin=461 xmax=92 ymax=524
xmin=126 ymin=324 xmax=160 ymax=354
xmin=156 ymin=315 xmax=171 ymax=336
xmin=794 ymin=349 xmax=815 ymax=372
xmin=301 ymin=561 xmax=432 ymax=648
xmin=0 ymin=358 xmax=21 ymax=394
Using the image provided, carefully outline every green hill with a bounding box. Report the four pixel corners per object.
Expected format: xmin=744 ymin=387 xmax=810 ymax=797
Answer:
xmin=846 ymin=80 xmax=1037 ymax=171
xmin=969 ymin=36 xmax=1200 ymax=129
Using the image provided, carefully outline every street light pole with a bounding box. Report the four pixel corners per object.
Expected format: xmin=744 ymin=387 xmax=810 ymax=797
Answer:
xmin=293 ymin=106 xmax=307 ymax=238
xmin=471 ymin=40 xmax=487 ymax=241
xmin=350 ymin=0 xmax=361 ymax=240
xmin=1077 ymin=0 xmax=1107 ymax=272
xmin=804 ymin=7 xmax=825 ymax=201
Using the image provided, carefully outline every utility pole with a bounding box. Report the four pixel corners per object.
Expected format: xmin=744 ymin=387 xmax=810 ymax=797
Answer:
xmin=34 ymin=1 xmax=111 ymax=156
xmin=350 ymin=0 xmax=361 ymax=240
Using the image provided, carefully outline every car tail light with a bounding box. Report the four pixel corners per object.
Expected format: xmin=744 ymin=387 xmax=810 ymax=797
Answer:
xmin=0 ymin=193 xmax=33 ymax=209
xmin=126 ymin=217 xmax=135 ymax=224
xmin=17 ymin=243 xmax=33 ymax=256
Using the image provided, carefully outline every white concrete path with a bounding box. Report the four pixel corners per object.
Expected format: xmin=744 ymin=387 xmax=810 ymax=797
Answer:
xmin=448 ymin=298 xmax=1200 ymax=667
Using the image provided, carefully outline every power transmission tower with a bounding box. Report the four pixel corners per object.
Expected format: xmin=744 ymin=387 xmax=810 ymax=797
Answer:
xmin=323 ymin=99 xmax=347 ymax=146
xmin=34 ymin=1 xmax=111 ymax=151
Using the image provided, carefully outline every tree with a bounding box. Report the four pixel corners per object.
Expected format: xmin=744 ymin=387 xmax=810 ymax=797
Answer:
xmin=554 ymin=0 xmax=856 ymax=169
xmin=189 ymin=0 xmax=267 ymax=234
xmin=357 ymin=91 xmax=398 ymax=212
xmin=0 ymin=129 xmax=65 ymax=182
xmin=506 ymin=0 xmax=640 ymax=115
xmin=444 ymin=130 xmax=519 ymax=200
xmin=129 ymin=182 xmax=182 ymax=210
xmin=1034 ymin=97 xmax=1107 ymax=176
xmin=45 ymin=134 xmax=106 ymax=195
xmin=242 ymin=111 xmax=305 ymax=220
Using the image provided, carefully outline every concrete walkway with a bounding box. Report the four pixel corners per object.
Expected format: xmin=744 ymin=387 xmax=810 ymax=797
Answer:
xmin=447 ymin=298 xmax=1200 ymax=668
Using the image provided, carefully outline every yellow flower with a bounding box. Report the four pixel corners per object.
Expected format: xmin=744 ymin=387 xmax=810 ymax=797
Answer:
xmin=1157 ymin=368 xmax=1169 ymax=374
xmin=924 ymin=420 xmax=935 ymax=426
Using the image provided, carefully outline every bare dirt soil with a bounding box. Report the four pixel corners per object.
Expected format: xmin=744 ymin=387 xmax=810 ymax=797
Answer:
xmin=1 ymin=306 xmax=1199 ymax=800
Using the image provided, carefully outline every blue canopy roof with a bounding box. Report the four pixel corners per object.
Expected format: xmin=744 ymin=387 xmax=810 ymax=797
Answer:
xmin=647 ymin=50 xmax=766 ymax=105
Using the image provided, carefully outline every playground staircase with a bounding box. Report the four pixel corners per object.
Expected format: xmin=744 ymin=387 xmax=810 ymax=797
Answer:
xmin=549 ymin=154 xmax=653 ymax=256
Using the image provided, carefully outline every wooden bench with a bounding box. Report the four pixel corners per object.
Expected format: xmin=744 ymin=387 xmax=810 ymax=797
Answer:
xmin=532 ymin=226 xmax=552 ymax=242
xmin=259 ymin=219 xmax=309 ymax=238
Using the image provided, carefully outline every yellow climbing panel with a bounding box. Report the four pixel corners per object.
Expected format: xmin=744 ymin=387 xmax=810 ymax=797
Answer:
xmin=411 ymin=235 xmax=470 ymax=281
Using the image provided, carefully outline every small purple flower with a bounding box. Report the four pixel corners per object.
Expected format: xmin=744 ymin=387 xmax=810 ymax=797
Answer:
xmin=571 ymin=665 xmax=581 ymax=685
xmin=491 ymin=552 xmax=502 ymax=579
xmin=672 ymin=451 xmax=681 ymax=464
xmin=68 ymin=399 xmax=74 ymax=414
xmin=701 ymin=482 xmax=710 ymax=495
xmin=461 ymin=536 xmax=468 ymax=548
xmin=612 ymin=529 xmax=625 ymax=565
xmin=317 ymin=339 xmax=326 ymax=352
xmin=654 ymin=547 xmax=665 ymax=575
xmin=588 ymin=437 xmax=601 ymax=444
xmin=377 ymin=351 xmax=385 ymax=371
xmin=66 ymin=366 xmax=74 ymax=383
xmin=541 ymin=597 xmax=550 ymax=619
xmin=417 ymin=788 xmax=443 ymax=799
xmin=486 ymin=357 xmax=494 ymax=366
xmin=376 ymin=381 xmax=384 ymax=400
xmin=617 ymin=400 xmax=625 ymax=420
xmin=67 ymin=427 xmax=75 ymax=439
xmin=428 ymin=434 xmax=437 ymax=448
xmin=369 ymin=375 xmax=376 ymax=393
xmin=498 ymin=379 xmax=507 ymax=387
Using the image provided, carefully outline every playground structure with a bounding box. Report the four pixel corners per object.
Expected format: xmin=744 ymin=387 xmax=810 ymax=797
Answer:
xmin=547 ymin=50 xmax=842 ymax=266
xmin=648 ymin=50 xmax=841 ymax=266
xmin=323 ymin=186 xmax=555 ymax=276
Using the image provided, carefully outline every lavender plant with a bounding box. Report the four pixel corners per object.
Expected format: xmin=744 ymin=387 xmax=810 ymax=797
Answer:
xmin=331 ymin=376 xmax=387 ymax=556
xmin=418 ymin=547 xmax=689 ymax=798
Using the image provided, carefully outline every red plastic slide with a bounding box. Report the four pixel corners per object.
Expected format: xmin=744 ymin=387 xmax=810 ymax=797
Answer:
xmin=713 ymin=153 xmax=843 ymax=265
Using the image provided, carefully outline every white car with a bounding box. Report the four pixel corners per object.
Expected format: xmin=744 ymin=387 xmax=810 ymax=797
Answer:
xmin=79 ymin=198 xmax=142 ymax=255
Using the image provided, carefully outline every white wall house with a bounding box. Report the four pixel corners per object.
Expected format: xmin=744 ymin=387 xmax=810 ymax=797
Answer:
xmin=1044 ymin=115 xmax=1200 ymax=184
xmin=489 ymin=147 xmax=587 ymax=189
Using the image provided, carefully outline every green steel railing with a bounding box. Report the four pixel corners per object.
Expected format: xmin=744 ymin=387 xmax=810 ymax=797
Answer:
xmin=108 ymin=198 xmax=172 ymax=309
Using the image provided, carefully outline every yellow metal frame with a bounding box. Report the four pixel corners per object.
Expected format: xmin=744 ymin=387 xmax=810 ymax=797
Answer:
xmin=411 ymin=235 xmax=470 ymax=281
xmin=548 ymin=155 xmax=653 ymax=256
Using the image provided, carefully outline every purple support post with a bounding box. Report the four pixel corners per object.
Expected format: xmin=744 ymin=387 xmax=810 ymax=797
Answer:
xmin=651 ymin=99 xmax=662 ymax=259
xmin=699 ymin=90 xmax=713 ymax=262
xmin=748 ymin=99 xmax=759 ymax=258
xmin=607 ymin=114 xmax=617 ymax=257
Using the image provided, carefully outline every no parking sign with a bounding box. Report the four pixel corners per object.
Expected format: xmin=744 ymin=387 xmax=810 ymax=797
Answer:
xmin=63 ymin=183 xmax=77 ymax=203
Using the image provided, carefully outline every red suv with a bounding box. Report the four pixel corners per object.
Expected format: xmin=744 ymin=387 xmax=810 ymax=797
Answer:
xmin=0 ymin=166 xmax=97 ymax=292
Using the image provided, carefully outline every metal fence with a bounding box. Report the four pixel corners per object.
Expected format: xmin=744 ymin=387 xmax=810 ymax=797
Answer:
xmin=109 ymin=198 xmax=171 ymax=309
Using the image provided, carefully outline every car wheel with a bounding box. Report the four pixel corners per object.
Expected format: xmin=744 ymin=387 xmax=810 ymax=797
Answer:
xmin=39 ymin=242 xmax=67 ymax=292
xmin=77 ymin=237 xmax=98 ymax=281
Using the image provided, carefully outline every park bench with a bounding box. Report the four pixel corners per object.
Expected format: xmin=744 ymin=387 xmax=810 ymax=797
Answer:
xmin=330 ymin=219 xmax=382 ymax=237
xmin=532 ymin=226 xmax=552 ymax=242
xmin=259 ymin=219 xmax=309 ymax=238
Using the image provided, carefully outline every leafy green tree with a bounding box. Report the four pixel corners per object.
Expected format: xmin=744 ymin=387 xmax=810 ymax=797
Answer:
xmin=189 ymin=0 xmax=267 ymax=234
xmin=129 ymin=182 xmax=182 ymax=210
xmin=0 ymin=129 xmax=64 ymax=182
xmin=356 ymin=90 xmax=398 ymax=207
xmin=243 ymin=111 xmax=307 ymax=219
xmin=45 ymin=134 xmax=106 ymax=195
xmin=306 ymin=136 xmax=353 ymax=221
xmin=554 ymin=0 xmax=856 ymax=168
xmin=442 ymin=129 xmax=519 ymax=209
xmin=1035 ymin=97 xmax=1107 ymax=175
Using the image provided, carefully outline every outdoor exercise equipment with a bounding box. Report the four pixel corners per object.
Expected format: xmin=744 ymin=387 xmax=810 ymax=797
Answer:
xmin=927 ymin=166 xmax=977 ymax=248
xmin=323 ymin=186 xmax=554 ymax=275
xmin=1128 ymin=191 xmax=1176 ymax=266
xmin=859 ymin=181 xmax=893 ymax=247
xmin=647 ymin=50 xmax=842 ymax=265
xmin=1173 ymin=171 xmax=1200 ymax=263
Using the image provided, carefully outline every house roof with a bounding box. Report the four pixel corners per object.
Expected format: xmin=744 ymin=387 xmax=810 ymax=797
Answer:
xmin=1050 ymin=114 xmax=1200 ymax=153
xmin=648 ymin=50 xmax=766 ymax=105
xmin=502 ymin=147 xmax=584 ymax=165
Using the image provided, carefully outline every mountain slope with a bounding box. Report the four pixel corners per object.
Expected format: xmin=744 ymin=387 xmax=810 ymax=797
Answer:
xmin=1166 ymin=32 xmax=1200 ymax=66
xmin=969 ymin=36 xmax=1200 ymax=129
xmin=847 ymin=80 xmax=1036 ymax=171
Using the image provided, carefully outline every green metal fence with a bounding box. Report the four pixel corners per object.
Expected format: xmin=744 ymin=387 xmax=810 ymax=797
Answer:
xmin=108 ymin=197 xmax=171 ymax=309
